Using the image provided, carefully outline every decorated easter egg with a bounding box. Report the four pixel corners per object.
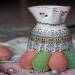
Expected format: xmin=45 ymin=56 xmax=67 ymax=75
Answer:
xmin=63 ymin=50 xmax=75 ymax=69
xmin=0 ymin=46 xmax=12 ymax=60
xmin=19 ymin=50 xmax=38 ymax=69
xmin=32 ymin=51 xmax=51 ymax=72
xmin=48 ymin=51 xmax=68 ymax=72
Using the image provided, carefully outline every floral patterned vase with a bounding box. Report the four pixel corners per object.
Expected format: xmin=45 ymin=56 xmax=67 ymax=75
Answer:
xmin=28 ymin=6 xmax=71 ymax=53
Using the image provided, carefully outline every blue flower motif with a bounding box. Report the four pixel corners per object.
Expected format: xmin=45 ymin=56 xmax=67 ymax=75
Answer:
xmin=33 ymin=41 xmax=40 ymax=47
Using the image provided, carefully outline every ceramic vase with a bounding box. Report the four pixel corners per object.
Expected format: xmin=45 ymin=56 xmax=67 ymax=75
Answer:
xmin=28 ymin=5 xmax=71 ymax=53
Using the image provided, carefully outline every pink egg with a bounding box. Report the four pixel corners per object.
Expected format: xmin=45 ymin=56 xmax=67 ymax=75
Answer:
xmin=48 ymin=51 xmax=68 ymax=72
xmin=19 ymin=50 xmax=38 ymax=69
xmin=0 ymin=46 xmax=12 ymax=60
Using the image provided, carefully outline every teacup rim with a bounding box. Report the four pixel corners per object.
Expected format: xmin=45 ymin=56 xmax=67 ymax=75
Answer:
xmin=28 ymin=5 xmax=71 ymax=9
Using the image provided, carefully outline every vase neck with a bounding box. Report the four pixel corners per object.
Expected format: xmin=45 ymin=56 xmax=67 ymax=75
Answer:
xmin=28 ymin=6 xmax=70 ymax=24
xmin=37 ymin=21 xmax=64 ymax=26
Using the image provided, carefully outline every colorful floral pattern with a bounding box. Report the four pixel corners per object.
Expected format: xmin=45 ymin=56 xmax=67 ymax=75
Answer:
xmin=29 ymin=22 xmax=71 ymax=53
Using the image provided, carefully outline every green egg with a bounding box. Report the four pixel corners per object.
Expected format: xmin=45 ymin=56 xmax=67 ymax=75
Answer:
xmin=63 ymin=49 xmax=75 ymax=69
xmin=32 ymin=51 xmax=51 ymax=72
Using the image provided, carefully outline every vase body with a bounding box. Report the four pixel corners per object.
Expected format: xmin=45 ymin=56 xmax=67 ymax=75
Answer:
xmin=28 ymin=6 xmax=71 ymax=53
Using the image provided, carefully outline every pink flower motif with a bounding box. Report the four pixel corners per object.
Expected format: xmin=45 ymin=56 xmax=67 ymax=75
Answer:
xmin=61 ymin=11 xmax=67 ymax=16
xmin=39 ymin=12 xmax=48 ymax=17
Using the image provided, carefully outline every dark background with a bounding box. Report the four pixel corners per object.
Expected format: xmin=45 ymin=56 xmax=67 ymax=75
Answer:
xmin=0 ymin=0 xmax=74 ymax=41
xmin=27 ymin=0 xmax=74 ymax=6
xmin=0 ymin=0 xmax=75 ymax=25
xmin=0 ymin=0 xmax=74 ymax=6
